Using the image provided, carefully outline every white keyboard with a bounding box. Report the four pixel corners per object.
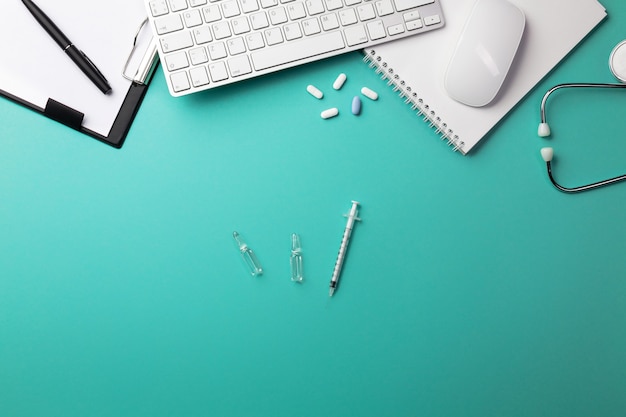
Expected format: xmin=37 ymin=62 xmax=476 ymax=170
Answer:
xmin=145 ymin=0 xmax=444 ymax=96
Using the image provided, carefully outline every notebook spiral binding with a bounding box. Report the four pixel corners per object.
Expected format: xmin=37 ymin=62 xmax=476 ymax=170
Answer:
xmin=363 ymin=50 xmax=464 ymax=153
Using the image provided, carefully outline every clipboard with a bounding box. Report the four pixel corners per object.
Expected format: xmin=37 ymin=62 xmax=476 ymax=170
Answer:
xmin=0 ymin=1 xmax=158 ymax=148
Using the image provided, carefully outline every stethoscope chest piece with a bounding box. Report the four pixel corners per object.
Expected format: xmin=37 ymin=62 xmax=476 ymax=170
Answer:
xmin=610 ymin=40 xmax=626 ymax=82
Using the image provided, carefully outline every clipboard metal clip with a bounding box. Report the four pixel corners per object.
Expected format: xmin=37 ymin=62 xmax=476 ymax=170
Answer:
xmin=122 ymin=18 xmax=158 ymax=85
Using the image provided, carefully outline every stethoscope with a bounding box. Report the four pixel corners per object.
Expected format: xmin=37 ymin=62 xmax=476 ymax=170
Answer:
xmin=538 ymin=40 xmax=626 ymax=193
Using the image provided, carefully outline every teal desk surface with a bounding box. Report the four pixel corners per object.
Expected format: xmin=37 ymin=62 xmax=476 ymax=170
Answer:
xmin=2 ymin=2 xmax=626 ymax=416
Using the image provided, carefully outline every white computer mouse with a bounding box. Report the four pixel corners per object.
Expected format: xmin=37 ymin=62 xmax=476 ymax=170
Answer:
xmin=444 ymin=0 xmax=525 ymax=107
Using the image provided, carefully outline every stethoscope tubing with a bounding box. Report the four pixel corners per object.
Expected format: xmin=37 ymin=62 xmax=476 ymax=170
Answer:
xmin=538 ymin=40 xmax=626 ymax=193
xmin=540 ymin=82 xmax=626 ymax=124
xmin=545 ymin=160 xmax=626 ymax=193
xmin=540 ymin=82 xmax=626 ymax=193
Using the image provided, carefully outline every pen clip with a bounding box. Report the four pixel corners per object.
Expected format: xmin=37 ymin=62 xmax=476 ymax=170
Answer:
xmin=123 ymin=18 xmax=159 ymax=85
xmin=79 ymin=48 xmax=109 ymax=84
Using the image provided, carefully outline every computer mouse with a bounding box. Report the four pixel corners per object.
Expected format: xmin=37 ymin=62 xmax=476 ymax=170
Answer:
xmin=444 ymin=0 xmax=525 ymax=107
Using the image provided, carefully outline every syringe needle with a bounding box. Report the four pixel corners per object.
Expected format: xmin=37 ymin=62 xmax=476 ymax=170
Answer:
xmin=329 ymin=201 xmax=361 ymax=297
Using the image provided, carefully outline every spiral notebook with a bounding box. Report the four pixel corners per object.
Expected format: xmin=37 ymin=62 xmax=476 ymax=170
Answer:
xmin=363 ymin=0 xmax=607 ymax=154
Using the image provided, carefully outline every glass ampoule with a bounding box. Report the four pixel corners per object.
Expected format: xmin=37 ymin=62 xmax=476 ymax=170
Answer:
xmin=290 ymin=233 xmax=303 ymax=283
xmin=233 ymin=231 xmax=263 ymax=276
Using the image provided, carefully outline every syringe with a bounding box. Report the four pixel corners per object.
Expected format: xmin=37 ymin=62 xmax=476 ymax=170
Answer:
xmin=329 ymin=201 xmax=361 ymax=297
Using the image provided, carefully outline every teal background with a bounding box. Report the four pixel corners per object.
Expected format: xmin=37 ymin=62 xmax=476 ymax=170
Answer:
xmin=2 ymin=1 xmax=626 ymax=416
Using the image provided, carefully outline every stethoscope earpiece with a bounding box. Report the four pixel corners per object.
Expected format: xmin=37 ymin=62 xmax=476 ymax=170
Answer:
xmin=540 ymin=147 xmax=553 ymax=162
xmin=537 ymin=122 xmax=550 ymax=137
xmin=538 ymin=40 xmax=626 ymax=193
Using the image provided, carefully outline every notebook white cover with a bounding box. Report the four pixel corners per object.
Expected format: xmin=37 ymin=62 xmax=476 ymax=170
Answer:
xmin=364 ymin=0 xmax=607 ymax=154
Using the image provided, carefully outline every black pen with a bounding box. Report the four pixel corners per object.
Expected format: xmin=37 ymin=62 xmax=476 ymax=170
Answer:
xmin=22 ymin=0 xmax=112 ymax=95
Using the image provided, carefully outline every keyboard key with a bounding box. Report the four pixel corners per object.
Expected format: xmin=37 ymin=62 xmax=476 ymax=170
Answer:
xmin=305 ymin=0 xmax=325 ymax=15
xmin=424 ymin=14 xmax=441 ymax=25
xmin=228 ymin=56 xmax=253 ymax=77
xmin=406 ymin=19 xmax=423 ymax=30
xmin=202 ymin=5 xmax=221 ymax=22
xmin=165 ymin=51 xmax=190 ymax=70
xmin=250 ymin=12 xmax=270 ymax=30
xmin=193 ymin=26 xmax=213 ymax=43
xmin=393 ymin=0 xmax=433 ymax=12
xmin=209 ymin=62 xmax=229 ymax=82
xmin=241 ymin=0 xmax=260 ymax=13
xmin=149 ymin=0 xmax=169 ymax=17
xmin=302 ymin=18 xmax=321 ymax=35
xmin=269 ymin=7 xmax=288 ymax=25
xmin=251 ymin=31 xmax=345 ymax=70
xmin=183 ymin=9 xmax=203 ymax=27
xmin=154 ymin=14 xmax=183 ymax=35
xmin=169 ymin=0 xmax=189 ymax=12
xmin=208 ymin=42 xmax=228 ymax=59
xmin=287 ymin=3 xmax=307 ymax=20
xmin=321 ymin=13 xmax=340 ymax=31
xmin=339 ymin=9 xmax=358 ymax=26
xmin=227 ymin=37 xmax=247 ymax=55
xmin=284 ymin=23 xmax=303 ymax=40
xmin=190 ymin=67 xmax=210 ymax=87
xmin=213 ymin=21 xmax=232 ymax=39
xmin=403 ymin=10 xmax=420 ymax=21
xmin=170 ymin=72 xmax=191 ymax=92
xmin=189 ymin=47 xmax=209 ymax=64
xmin=357 ymin=4 xmax=376 ymax=21
xmin=344 ymin=24 xmax=368 ymax=46
xmin=160 ymin=31 xmax=194 ymax=52
xmin=232 ymin=17 xmax=251 ymax=34
xmin=388 ymin=23 xmax=404 ymax=35
xmin=367 ymin=20 xmax=386 ymax=40
xmin=245 ymin=32 xmax=265 ymax=50
xmin=375 ymin=0 xmax=394 ymax=16
xmin=325 ymin=0 xmax=343 ymax=11
xmin=221 ymin=1 xmax=241 ymax=18
xmin=265 ymin=27 xmax=284 ymax=45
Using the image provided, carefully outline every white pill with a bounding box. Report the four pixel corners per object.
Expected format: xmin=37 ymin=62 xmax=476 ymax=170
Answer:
xmin=333 ymin=73 xmax=347 ymax=90
xmin=361 ymin=86 xmax=379 ymax=101
xmin=307 ymin=84 xmax=324 ymax=99
xmin=321 ymin=108 xmax=339 ymax=119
